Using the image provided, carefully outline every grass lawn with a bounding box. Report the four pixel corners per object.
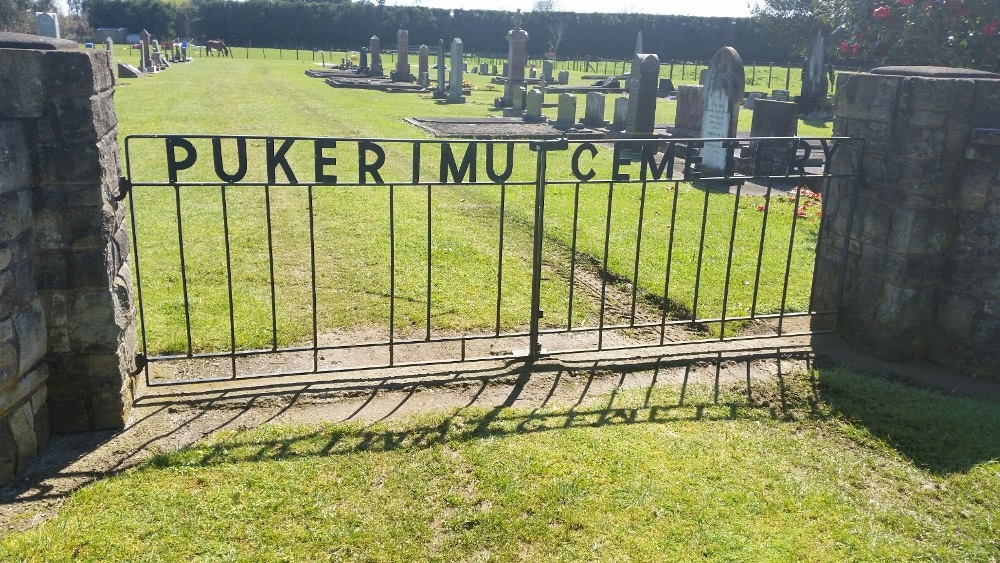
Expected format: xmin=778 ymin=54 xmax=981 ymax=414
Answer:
xmin=2 ymin=366 xmax=997 ymax=560
xmin=117 ymin=55 xmax=833 ymax=355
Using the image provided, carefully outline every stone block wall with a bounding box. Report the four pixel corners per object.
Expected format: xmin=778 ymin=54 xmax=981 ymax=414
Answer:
xmin=0 ymin=33 xmax=137 ymax=486
xmin=815 ymin=68 xmax=1000 ymax=379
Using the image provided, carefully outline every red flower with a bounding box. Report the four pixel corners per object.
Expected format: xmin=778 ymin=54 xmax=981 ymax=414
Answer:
xmin=899 ymin=0 xmax=914 ymax=5
xmin=873 ymin=5 xmax=891 ymax=19
xmin=756 ymin=204 xmax=766 ymax=212
xmin=984 ymin=20 xmax=1000 ymax=37
xmin=840 ymin=40 xmax=850 ymax=52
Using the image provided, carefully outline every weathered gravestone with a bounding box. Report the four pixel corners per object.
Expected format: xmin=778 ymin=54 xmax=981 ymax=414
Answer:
xmin=140 ymin=29 xmax=153 ymax=72
xmin=117 ymin=61 xmax=143 ymax=78
xmin=503 ymin=9 xmax=529 ymax=107
xmin=448 ymin=38 xmax=465 ymax=103
xmin=557 ymin=69 xmax=569 ymax=84
xmin=370 ymin=35 xmax=383 ymax=75
xmin=104 ymin=37 xmax=113 ymax=51
xmin=35 ymin=12 xmax=59 ymax=38
xmin=480 ymin=62 xmax=488 ymax=74
xmin=674 ymin=84 xmax=703 ymax=134
xmin=771 ymin=89 xmax=790 ymax=101
xmin=699 ymin=47 xmax=745 ymax=173
xmin=556 ymin=93 xmax=577 ymax=126
xmin=658 ymin=78 xmax=674 ymax=97
xmin=513 ymin=85 xmax=527 ymax=111
xmin=542 ymin=59 xmax=553 ymax=82
xmin=613 ymin=97 xmax=628 ymax=130
xmin=584 ymin=92 xmax=605 ymax=126
xmin=492 ymin=64 xmax=498 ymax=75
xmin=392 ymin=29 xmax=411 ymax=82
xmin=798 ymin=24 xmax=829 ymax=110
xmin=529 ymin=67 xmax=537 ymax=79
xmin=358 ymin=48 xmax=368 ymax=72
xmin=434 ymin=39 xmax=446 ymax=99
xmin=625 ymin=54 xmax=660 ymax=137
xmin=525 ymin=88 xmax=544 ymax=121
xmin=737 ymin=99 xmax=799 ymax=175
xmin=418 ymin=45 xmax=429 ymax=87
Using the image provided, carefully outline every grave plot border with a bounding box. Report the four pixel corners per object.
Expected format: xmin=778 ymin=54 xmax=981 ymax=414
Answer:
xmin=121 ymin=135 xmax=864 ymax=387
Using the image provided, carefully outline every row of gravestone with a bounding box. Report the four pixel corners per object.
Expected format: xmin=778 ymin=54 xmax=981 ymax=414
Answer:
xmin=114 ymin=30 xmax=193 ymax=79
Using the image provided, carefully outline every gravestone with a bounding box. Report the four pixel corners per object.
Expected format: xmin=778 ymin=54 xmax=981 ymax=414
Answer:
xmin=105 ymin=37 xmax=113 ymax=51
xmin=503 ymin=9 xmax=529 ymax=107
xmin=140 ymin=29 xmax=153 ymax=72
xmin=674 ymin=85 xmax=703 ymax=134
xmin=529 ymin=67 xmax=537 ymax=79
xmin=624 ymin=54 xmax=660 ymax=137
xmin=359 ymin=48 xmax=368 ymax=72
xmin=699 ymin=47 xmax=745 ymax=173
xmin=584 ymin=92 xmax=605 ymax=126
xmin=117 ymin=61 xmax=143 ymax=79
xmin=491 ymin=64 xmax=498 ymax=75
xmin=418 ymin=45 xmax=429 ymax=87
xmin=392 ymin=29 xmax=411 ymax=82
xmin=35 ymin=12 xmax=59 ymax=38
xmin=370 ymin=35 xmax=383 ymax=75
xmin=525 ymin=88 xmax=544 ymax=121
xmin=738 ymin=99 xmax=799 ymax=175
xmin=556 ymin=93 xmax=577 ymax=126
xmin=771 ymin=89 xmax=790 ymax=101
xmin=434 ymin=39 xmax=446 ymax=99
xmin=657 ymin=78 xmax=674 ymax=97
xmin=480 ymin=62 xmax=488 ymax=74
xmin=743 ymin=91 xmax=766 ymax=109
xmin=503 ymin=63 xmax=509 ymax=75
xmin=798 ymin=24 xmax=829 ymax=110
xmin=699 ymin=69 xmax=708 ymax=84
xmin=557 ymin=69 xmax=569 ymax=84
xmin=513 ymin=85 xmax=527 ymax=111
xmin=543 ymin=59 xmax=553 ymax=82
xmin=448 ymin=38 xmax=465 ymax=103
xmin=613 ymin=96 xmax=628 ymax=130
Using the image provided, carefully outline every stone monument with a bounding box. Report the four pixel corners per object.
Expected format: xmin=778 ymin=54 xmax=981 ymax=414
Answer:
xmin=542 ymin=59 xmax=553 ymax=82
xmin=503 ymin=9 xmax=529 ymax=107
xmin=737 ymin=99 xmax=799 ymax=175
xmin=699 ymin=47 xmax=745 ymax=173
xmin=525 ymin=88 xmax=544 ymax=121
xmin=35 ymin=12 xmax=59 ymax=38
xmin=674 ymin=85 xmax=704 ymax=135
xmin=417 ymin=44 xmax=429 ymax=87
xmin=370 ymin=35 xmax=383 ymax=76
xmin=140 ymin=29 xmax=153 ymax=72
xmin=556 ymin=93 xmax=577 ymax=126
xmin=798 ymin=24 xmax=830 ymax=112
xmin=584 ymin=92 xmax=605 ymax=127
xmin=448 ymin=38 xmax=465 ymax=103
xmin=392 ymin=30 xmax=411 ymax=82
xmin=104 ymin=37 xmax=113 ymax=51
xmin=613 ymin=97 xmax=628 ymax=130
xmin=624 ymin=54 xmax=660 ymax=137
xmin=434 ymin=39 xmax=446 ymax=99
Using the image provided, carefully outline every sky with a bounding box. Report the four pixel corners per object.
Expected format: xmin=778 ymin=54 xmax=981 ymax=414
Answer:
xmin=384 ymin=0 xmax=764 ymax=18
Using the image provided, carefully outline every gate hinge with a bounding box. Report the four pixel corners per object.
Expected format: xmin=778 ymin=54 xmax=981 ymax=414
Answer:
xmin=114 ymin=177 xmax=133 ymax=202
xmin=529 ymin=139 xmax=569 ymax=152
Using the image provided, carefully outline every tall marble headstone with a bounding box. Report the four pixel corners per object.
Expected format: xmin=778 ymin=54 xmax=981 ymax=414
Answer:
xmin=634 ymin=31 xmax=642 ymax=55
xmin=584 ymin=92 xmax=605 ymax=126
xmin=503 ymin=9 xmax=529 ymax=107
xmin=556 ymin=93 xmax=577 ymax=126
xmin=624 ymin=54 xmax=660 ymax=137
xmin=35 ymin=12 xmax=59 ymax=38
xmin=434 ymin=39 xmax=446 ymax=98
xmin=370 ymin=35 xmax=383 ymax=75
xmin=417 ymin=45 xmax=429 ymax=87
xmin=448 ymin=38 xmax=465 ymax=103
xmin=393 ymin=29 xmax=411 ymax=81
xmin=699 ymin=47 xmax=745 ymax=172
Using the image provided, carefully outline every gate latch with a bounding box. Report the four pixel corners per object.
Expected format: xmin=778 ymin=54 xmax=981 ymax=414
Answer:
xmin=529 ymin=139 xmax=569 ymax=152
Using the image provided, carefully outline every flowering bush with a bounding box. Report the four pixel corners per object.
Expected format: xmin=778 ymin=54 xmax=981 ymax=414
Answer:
xmin=831 ymin=0 xmax=1000 ymax=71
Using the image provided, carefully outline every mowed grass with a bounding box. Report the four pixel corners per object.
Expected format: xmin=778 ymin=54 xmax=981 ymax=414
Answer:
xmin=117 ymin=56 xmax=829 ymax=354
xmin=2 ymin=366 xmax=998 ymax=560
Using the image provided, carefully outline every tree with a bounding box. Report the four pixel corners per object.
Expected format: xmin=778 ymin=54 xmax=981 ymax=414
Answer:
xmin=0 ymin=0 xmax=32 ymax=32
xmin=545 ymin=17 xmax=564 ymax=58
xmin=754 ymin=0 xmax=1000 ymax=71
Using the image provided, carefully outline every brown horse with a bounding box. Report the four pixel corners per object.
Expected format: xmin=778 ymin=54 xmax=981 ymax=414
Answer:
xmin=205 ymin=39 xmax=231 ymax=57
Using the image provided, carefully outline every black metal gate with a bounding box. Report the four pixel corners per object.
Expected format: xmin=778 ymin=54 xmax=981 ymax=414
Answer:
xmin=122 ymin=135 xmax=864 ymax=386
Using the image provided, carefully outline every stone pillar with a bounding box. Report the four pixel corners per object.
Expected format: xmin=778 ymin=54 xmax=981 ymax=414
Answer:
xmin=815 ymin=66 xmax=1000 ymax=371
xmin=0 ymin=33 xmax=137 ymax=485
xmin=417 ymin=45 xmax=428 ymax=87
xmin=392 ymin=29 xmax=410 ymax=82
xmin=503 ymin=9 xmax=529 ymax=107
xmin=369 ymin=35 xmax=382 ymax=76
xmin=448 ymin=38 xmax=465 ymax=104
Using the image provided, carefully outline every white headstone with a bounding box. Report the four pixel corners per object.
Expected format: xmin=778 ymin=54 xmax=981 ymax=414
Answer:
xmin=448 ymin=38 xmax=465 ymax=103
xmin=584 ymin=92 xmax=605 ymax=126
xmin=556 ymin=93 xmax=577 ymax=125
xmin=699 ymin=47 xmax=745 ymax=172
